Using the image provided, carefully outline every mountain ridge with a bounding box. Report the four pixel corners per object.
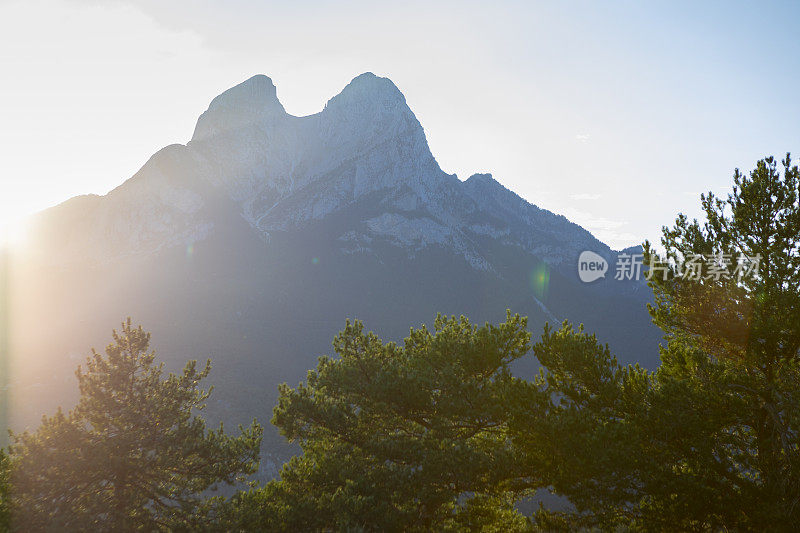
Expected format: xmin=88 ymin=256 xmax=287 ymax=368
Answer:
xmin=28 ymin=73 xmax=618 ymax=275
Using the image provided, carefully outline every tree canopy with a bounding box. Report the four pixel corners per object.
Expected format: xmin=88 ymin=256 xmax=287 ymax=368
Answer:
xmin=7 ymin=319 xmax=263 ymax=531
xmin=223 ymin=313 xmax=535 ymax=531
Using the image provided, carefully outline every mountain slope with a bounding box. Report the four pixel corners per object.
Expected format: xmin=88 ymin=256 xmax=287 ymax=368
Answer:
xmin=6 ymin=73 xmax=661 ymax=467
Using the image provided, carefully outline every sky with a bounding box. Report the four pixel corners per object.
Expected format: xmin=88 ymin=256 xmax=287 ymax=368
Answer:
xmin=1 ymin=0 xmax=799 ymax=249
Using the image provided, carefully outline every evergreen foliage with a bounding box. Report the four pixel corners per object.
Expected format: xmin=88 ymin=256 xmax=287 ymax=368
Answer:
xmin=7 ymin=319 xmax=262 ymax=531
xmin=507 ymin=155 xmax=800 ymax=529
xmin=224 ymin=314 xmax=534 ymax=531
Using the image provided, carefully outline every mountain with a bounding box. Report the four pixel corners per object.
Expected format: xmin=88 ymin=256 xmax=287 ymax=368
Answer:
xmin=5 ymin=73 xmax=661 ymax=471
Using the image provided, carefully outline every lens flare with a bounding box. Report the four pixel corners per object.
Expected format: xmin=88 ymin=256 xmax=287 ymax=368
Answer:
xmin=529 ymin=262 xmax=550 ymax=301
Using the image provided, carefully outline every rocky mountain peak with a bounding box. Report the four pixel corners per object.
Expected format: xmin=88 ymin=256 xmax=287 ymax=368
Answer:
xmin=318 ymin=73 xmax=422 ymax=147
xmin=191 ymin=75 xmax=287 ymax=142
xmin=324 ymin=72 xmax=406 ymax=110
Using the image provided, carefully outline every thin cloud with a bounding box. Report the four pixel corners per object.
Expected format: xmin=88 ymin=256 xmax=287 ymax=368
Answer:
xmin=560 ymin=207 xmax=638 ymax=249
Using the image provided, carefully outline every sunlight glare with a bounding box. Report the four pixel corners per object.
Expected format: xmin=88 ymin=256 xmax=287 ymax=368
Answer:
xmin=0 ymin=214 xmax=30 ymax=249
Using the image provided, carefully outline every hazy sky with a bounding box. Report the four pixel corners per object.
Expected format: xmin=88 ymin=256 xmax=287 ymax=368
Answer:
xmin=1 ymin=0 xmax=799 ymax=249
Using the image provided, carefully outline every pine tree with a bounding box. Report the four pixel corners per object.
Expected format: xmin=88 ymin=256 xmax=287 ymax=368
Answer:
xmin=507 ymin=155 xmax=800 ymax=529
xmin=224 ymin=313 xmax=533 ymax=532
xmin=8 ymin=319 xmax=263 ymax=531
xmin=643 ymin=154 xmax=800 ymax=526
